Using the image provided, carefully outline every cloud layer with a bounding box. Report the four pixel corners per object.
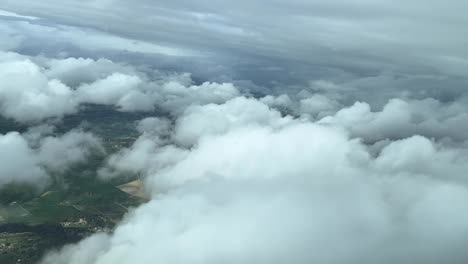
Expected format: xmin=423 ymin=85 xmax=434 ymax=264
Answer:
xmin=0 ymin=51 xmax=239 ymax=123
xmin=0 ymin=2 xmax=467 ymax=264
xmin=2 ymin=0 xmax=468 ymax=79
xmin=43 ymin=95 xmax=468 ymax=264
xmin=1 ymin=46 xmax=468 ymax=264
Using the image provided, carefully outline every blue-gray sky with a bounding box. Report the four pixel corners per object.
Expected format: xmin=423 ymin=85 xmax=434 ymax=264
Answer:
xmin=1 ymin=0 xmax=467 ymax=95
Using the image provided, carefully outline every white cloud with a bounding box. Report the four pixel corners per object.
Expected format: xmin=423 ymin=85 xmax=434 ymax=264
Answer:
xmin=0 ymin=58 xmax=78 ymax=123
xmin=38 ymin=130 xmax=103 ymax=172
xmin=98 ymin=137 xmax=188 ymax=181
xmin=41 ymin=57 xmax=136 ymax=87
xmin=174 ymin=97 xmax=293 ymax=146
xmin=0 ymin=52 xmax=241 ymax=123
xmin=260 ymin=94 xmax=293 ymax=110
xmin=2 ymin=48 xmax=468 ymax=264
xmin=299 ymin=94 xmax=340 ymax=118
xmin=0 ymin=132 xmax=48 ymax=188
xmin=0 ymin=129 xmax=102 ymax=189
xmin=42 ymin=97 xmax=468 ymax=263
xmin=158 ymin=81 xmax=241 ymax=115
xmin=76 ymin=73 xmax=143 ymax=105
xmin=319 ymin=98 xmax=468 ymax=142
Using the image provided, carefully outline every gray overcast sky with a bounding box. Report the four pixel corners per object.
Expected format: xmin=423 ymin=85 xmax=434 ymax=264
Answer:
xmin=1 ymin=0 xmax=467 ymax=100
xmin=2 ymin=0 xmax=467 ymax=73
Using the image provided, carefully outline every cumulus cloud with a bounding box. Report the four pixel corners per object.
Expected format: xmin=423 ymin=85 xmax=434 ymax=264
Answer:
xmin=174 ymin=97 xmax=293 ymax=146
xmin=40 ymin=57 xmax=137 ymax=88
xmin=37 ymin=129 xmax=104 ymax=172
xmin=0 ymin=129 xmax=102 ymax=189
xmin=76 ymin=73 xmax=144 ymax=107
xmin=2 ymin=36 xmax=468 ymax=264
xmin=98 ymin=117 xmax=183 ymax=180
xmin=0 ymin=51 xmax=241 ymax=123
xmin=0 ymin=132 xmax=48 ymax=188
xmin=98 ymin=97 xmax=294 ymax=179
xmin=0 ymin=58 xmax=78 ymax=123
xmin=156 ymin=81 xmax=241 ymax=115
xmin=299 ymin=94 xmax=341 ymax=119
xmin=41 ymin=93 xmax=468 ymax=264
xmin=319 ymin=97 xmax=468 ymax=142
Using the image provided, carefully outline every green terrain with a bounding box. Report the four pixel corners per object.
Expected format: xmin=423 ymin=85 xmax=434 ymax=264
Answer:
xmin=0 ymin=105 xmax=153 ymax=264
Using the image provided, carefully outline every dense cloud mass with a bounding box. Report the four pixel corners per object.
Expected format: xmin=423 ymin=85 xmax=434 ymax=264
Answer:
xmin=319 ymin=98 xmax=468 ymax=142
xmin=43 ymin=99 xmax=468 ymax=264
xmin=0 ymin=1 xmax=468 ymax=264
xmin=0 ymin=51 xmax=240 ymax=123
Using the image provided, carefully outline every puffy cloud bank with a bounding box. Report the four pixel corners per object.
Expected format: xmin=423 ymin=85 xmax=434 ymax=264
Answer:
xmin=0 ymin=51 xmax=239 ymax=123
xmin=2 ymin=49 xmax=468 ymax=264
xmin=41 ymin=94 xmax=468 ymax=264
xmin=0 ymin=128 xmax=102 ymax=189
